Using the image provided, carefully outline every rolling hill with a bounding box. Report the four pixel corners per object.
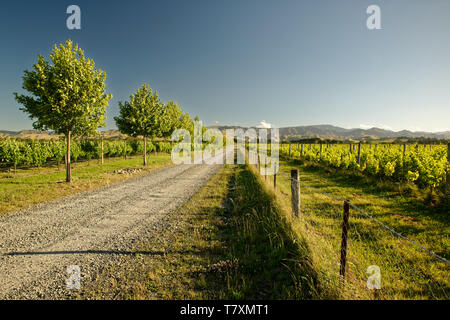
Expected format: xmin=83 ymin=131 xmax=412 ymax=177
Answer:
xmin=213 ymin=124 xmax=450 ymax=141
xmin=1 ymin=125 xmax=449 ymax=141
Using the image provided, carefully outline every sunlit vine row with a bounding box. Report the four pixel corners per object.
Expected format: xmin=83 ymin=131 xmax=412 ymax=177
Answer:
xmin=279 ymin=143 xmax=448 ymax=189
xmin=0 ymin=137 xmax=172 ymax=169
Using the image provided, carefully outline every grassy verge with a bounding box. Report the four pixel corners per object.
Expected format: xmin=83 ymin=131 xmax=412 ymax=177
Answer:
xmin=0 ymin=153 xmax=173 ymax=215
xmin=259 ymin=156 xmax=449 ymax=299
xmin=78 ymin=164 xmax=331 ymax=300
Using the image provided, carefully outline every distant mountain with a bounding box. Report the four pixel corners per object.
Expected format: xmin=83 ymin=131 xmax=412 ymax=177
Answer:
xmin=0 ymin=130 xmax=18 ymax=136
xmin=2 ymin=126 xmax=449 ymax=141
xmin=0 ymin=130 xmax=59 ymax=139
xmin=212 ymin=125 xmax=450 ymax=141
xmin=278 ymin=125 xmax=450 ymax=140
xmin=0 ymin=129 xmax=128 ymax=139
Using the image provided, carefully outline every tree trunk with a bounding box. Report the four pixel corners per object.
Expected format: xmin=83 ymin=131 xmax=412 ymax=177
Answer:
xmin=143 ymin=136 xmax=147 ymax=166
xmin=66 ymin=131 xmax=72 ymax=183
xmin=101 ymin=138 xmax=104 ymax=164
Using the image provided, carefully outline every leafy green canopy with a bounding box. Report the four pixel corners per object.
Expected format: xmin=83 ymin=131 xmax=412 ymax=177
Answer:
xmin=162 ymin=100 xmax=194 ymax=137
xmin=14 ymin=39 xmax=113 ymax=136
xmin=115 ymin=84 xmax=164 ymax=138
xmin=115 ymin=84 xmax=193 ymax=139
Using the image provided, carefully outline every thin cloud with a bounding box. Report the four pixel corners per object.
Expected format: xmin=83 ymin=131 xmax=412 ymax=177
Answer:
xmin=359 ymin=124 xmax=392 ymax=131
xmin=257 ymin=120 xmax=272 ymax=129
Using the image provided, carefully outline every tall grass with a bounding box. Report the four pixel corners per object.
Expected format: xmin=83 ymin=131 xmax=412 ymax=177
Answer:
xmin=254 ymin=154 xmax=449 ymax=300
xmin=216 ymin=163 xmax=335 ymax=299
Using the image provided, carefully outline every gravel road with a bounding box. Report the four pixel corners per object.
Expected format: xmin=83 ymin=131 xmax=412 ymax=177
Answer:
xmin=0 ymin=151 xmax=229 ymax=299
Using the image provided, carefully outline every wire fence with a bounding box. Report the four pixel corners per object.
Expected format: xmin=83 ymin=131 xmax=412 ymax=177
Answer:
xmin=245 ymin=147 xmax=449 ymax=300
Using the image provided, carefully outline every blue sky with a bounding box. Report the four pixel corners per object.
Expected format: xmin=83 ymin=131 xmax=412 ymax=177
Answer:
xmin=0 ymin=0 xmax=449 ymax=132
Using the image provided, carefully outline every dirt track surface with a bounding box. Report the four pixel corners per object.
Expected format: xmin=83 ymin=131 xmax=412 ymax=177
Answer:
xmin=0 ymin=159 xmax=226 ymax=299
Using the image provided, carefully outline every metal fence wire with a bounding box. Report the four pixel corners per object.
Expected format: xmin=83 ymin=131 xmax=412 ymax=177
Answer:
xmin=245 ymin=148 xmax=449 ymax=300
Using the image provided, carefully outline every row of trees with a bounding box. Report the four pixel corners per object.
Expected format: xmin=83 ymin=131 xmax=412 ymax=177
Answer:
xmin=14 ymin=39 xmax=194 ymax=182
xmin=115 ymin=84 xmax=195 ymax=166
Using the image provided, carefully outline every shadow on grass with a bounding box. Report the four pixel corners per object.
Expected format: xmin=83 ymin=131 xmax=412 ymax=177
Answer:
xmin=203 ymin=164 xmax=337 ymax=300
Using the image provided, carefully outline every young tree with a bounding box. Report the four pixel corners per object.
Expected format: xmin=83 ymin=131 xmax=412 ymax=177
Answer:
xmin=14 ymin=39 xmax=112 ymax=182
xmin=161 ymin=100 xmax=193 ymax=137
xmin=161 ymin=100 xmax=183 ymax=137
xmin=114 ymin=84 xmax=164 ymax=165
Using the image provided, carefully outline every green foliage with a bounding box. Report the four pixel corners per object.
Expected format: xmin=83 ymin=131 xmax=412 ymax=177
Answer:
xmin=0 ymin=139 xmax=20 ymax=165
xmin=14 ymin=39 xmax=112 ymax=136
xmin=0 ymin=137 xmax=174 ymax=169
xmin=114 ymin=84 xmax=165 ymax=139
xmin=161 ymin=100 xmax=193 ymax=137
xmin=70 ymin=140 xmax=83 ymax=162
xmin=155 ymin=141 xmax=172 ymax=153
xmin=50 ymin=140 xmax=65 ymax=164
xmin=115 ymin=84 xmax=194 ymax=139
xmin=30 ymin=140 xmax=50 ymax=167
xmin=383 ymin=161 xmax=396 ymax=177
xmin=280 ymin=143 xmax=448 ymax=190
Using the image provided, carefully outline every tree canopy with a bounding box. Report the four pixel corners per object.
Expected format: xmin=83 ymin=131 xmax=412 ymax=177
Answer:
xmin=114 ymin=84 xmax=165 ymax=139
xmin=14 ymin=39 xmax=113 ymax=137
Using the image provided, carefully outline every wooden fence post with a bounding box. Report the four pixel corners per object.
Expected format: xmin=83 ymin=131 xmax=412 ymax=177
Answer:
xmin=291 ymin=169 xmax=300 ymax=217
xmin=301 ymin=144 xmax=304 ymax=157
xmin=357 ymin=142 xmax=361 ymax=165
xmin=274 ymin=162 xmax=277 ymax=189
xmin=257 ymin=154 xmax=260 ymax=172
xmin=349 ymin=143 xmax=352 ymax=154
xmin=320 ymin=143 xmax=323 ymax=159
xmin=339 ymin=200 xmax=350 ymax=278
xmin=265 ymin=157 xmax=267 ymax=181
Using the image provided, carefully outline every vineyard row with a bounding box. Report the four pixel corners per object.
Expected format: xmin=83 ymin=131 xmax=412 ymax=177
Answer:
xmin=0 ymin=138 xmax=173 ymax=169
xmin=278 ymin=142 xmax=449 ymax=189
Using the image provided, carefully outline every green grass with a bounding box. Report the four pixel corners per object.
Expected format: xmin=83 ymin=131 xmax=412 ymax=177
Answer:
xmin=77 ymin=164 xmax=332 ymax=300
xmin=259 ymin=155 xmax=449 ymax=299
xmin=211 ymin=164 xmax=326 ymax=299
xmin=0 ymin=153 xmax=173 ymax=215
